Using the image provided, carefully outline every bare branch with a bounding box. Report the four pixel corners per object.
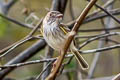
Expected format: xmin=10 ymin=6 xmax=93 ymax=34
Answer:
xmin=0 ymin=58 xmax=56 ymax=69
xmin=0 ymin=0 xmax=17 ymax=14
xmin=94 ymin=4 xmax=120 ymax=24
xmin=0 ymin=40 xmax=46 ymax=79
xmin=0 ymin=19 xmax=43 ymax=58
xmin=68 ymin=8 xmax=120 ymax=29
xmin=0 ymin=36 xmax=39 ymax=58
xmin=41 ymin=46 xmax=54 ymax=80
xmin=79 ymin=32 xmax=120 ymax=49
xmin=0 ymin=13 xmax=33 ymax=29
xmin=80 ymin=44 xmax=120 ymax=54
xmin=78 ymin=26 xmax=120 ymax=32
xmin=35 ymin=61 xmax=55 ymax=80
xmin=112 ymin=73 xmax=120 ymax=80
xmin=87 ymin=39 xmax=105 ymax=78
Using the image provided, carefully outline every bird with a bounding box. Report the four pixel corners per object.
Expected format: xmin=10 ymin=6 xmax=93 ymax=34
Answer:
xmin=41 ymin=11 xmax=89 ymax=70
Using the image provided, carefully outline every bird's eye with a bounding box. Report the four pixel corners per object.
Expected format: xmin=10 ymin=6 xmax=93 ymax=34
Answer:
xmin=50 ymin=13 xmax=52 ymax=16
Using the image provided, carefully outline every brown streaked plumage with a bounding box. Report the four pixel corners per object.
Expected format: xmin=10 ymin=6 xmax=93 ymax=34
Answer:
xmin=42 ymin=11 xmax=89 ymax=70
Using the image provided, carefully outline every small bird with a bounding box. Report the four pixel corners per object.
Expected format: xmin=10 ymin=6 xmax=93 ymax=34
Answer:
xmin=41 ymin=11 xmax=89 ymax=70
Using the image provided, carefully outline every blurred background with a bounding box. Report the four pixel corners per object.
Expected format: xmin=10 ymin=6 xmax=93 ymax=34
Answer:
xmin=0 ymin=0 xmax=120 ymax=80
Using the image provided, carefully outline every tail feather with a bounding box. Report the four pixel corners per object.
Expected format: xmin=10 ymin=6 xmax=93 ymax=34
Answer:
xmin=71 ymin=49 xmax=89 ymax=70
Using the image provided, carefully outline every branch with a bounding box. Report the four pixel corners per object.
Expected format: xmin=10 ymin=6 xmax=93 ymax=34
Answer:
xmin=78 ymin=26 xmax=120 ymax=32
xmin=87 ymin=0 xmax=114 ymax=16
xmin=0 ymin=19 xmax=43 ymax=58
xmin=41 ymin=46 xmax=54 ymax=80
xmin=68 ymin=8 xmax=120 ymax=29
xmin=112 ymin=73 xmax=120 ymax=80
xmin=87 ymin=39 xmax=105 ymax=78
xmin=88 ymin=1 xmax=115 ymax=78
xmin=84 ymin=8 xmax=120 ymax=24
xmin=0 ymin=36 xmax=40 ymax=58
xmin=0 ymin=39 xmax=46 ymax=79
xmin=0 ymin=0 xmax=17 ymax=14
xmin=85 ymin=75 xmax=115 ymax=80
xmin=79 ymin=32 xmax=120 ymax=49
xmin=0 ymin=13 xmax=33 ymax=29
xmin=35 ymin=61 xmax=55 ymax=80
xmin=80 ymin=44 xmax=120 ymax=54
xmin=94 ymin=4 xmax=120 ymax=24
xmin=0 ymin=54 xmax=73 ymax=70
xmin=0 ymin=58 xmax=56 ymax=69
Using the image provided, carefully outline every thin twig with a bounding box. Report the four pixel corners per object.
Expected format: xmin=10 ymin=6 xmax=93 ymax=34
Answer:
xmin=78 ymin=26 xmax=120 ymax=32
xmin=87 ymin=0 xmax=120 ymax=24
xmin=0 ymin=19 xmax=43 ymax=58
xmin=88 ymin=2 xmax=115 ymax=77
xmin=0 ymin=0 xmax=17 ymax=14
xmin=80 ymin=44 xmax=120 ymax=54
xmin=0 ymin=36 xmax=39 ymax=58
xmin=112 ymin=73 xmax=120 ymax=80
xmin=0 ymin=58 xmax=56 ymax=69
xmin=0 ymin=13 xmax=33 ymax=29
xmin=41 ymin=46 xmax=54 ymax=80
xmin=87 ymin=39 xmax=105 ymax=78
xmin=27 ymin=18 xmax=43 ymax=37
xmin=108 ymin=39 xmax=120 ymax=44
xmin=0 ymin=40 xmax=46 ymax=79
xmin=79 ymin=32 xmax=120 ymax=49
xmin=0 ymin=18 xmax=44 ymax=79
xmin=94 ymin=4 xmax=120 ymax=24
xmin=84 ymin=8 xmax=120 ymax=24
xmin=87 ymin=0 xmax=115 ymax=18
xmin=0 ymin=54 xmax=73 ymax=70
xmin=35 ymin=61 xmax=55 ymax=80
xmin=75 ymin=34 xmax=109 ymax=39
xmin=68 ymin=8 xmax=120 ymax=29
xmin=0 ymin=35 xmax=41 ymax=54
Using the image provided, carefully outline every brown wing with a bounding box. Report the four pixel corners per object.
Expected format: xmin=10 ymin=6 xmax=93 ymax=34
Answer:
xmin=59 ymin=23 xmax=70 ymax=34
xmin=60 ymin=23 xmax=77 ymax=45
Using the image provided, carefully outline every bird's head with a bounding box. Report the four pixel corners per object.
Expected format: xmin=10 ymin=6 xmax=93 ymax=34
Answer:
xmin=43 ymin=11 xmax=63 ymax=26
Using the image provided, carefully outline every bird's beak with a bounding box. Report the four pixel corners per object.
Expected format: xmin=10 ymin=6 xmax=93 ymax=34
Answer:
xmin=56 ymin=14 xmax=63 ymax=18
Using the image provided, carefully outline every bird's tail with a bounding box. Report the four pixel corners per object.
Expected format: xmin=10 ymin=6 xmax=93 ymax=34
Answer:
xmin=71 ymin=48 xmax=89 ymax=70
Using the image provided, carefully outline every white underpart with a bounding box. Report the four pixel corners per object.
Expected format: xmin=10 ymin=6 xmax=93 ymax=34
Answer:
xmin=43 ymin=18 xmax=67 ymax=51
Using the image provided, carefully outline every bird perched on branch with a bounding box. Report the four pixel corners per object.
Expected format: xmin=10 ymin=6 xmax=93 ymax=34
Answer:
xmin=41 ymin=11 xmax=89 ymax=70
